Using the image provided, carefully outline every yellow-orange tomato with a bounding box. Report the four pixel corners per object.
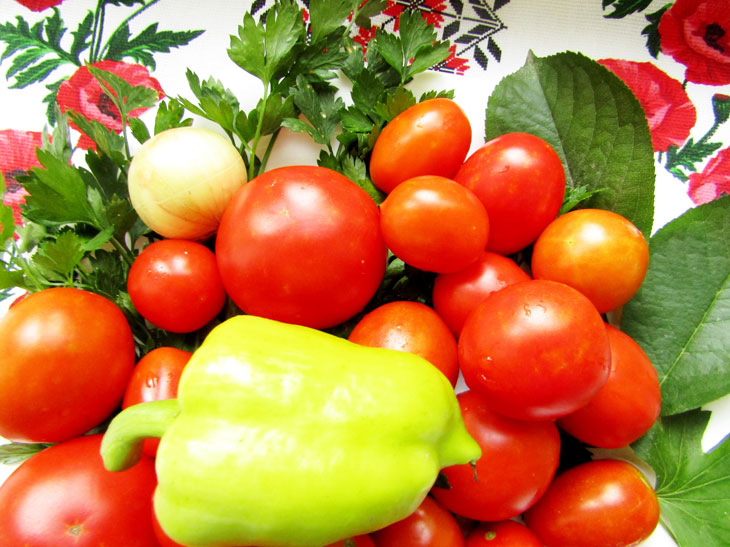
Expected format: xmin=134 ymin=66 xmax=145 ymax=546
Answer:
xmin=531 ymin=208 xmax=649 ymax=313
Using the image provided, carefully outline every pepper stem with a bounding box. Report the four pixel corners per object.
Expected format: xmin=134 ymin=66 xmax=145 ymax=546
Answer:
xmin=100 ymin=398 xmax=180 ymax=472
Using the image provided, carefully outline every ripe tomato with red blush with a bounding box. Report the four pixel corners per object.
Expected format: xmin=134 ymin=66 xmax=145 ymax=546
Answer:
xmin=370 ymin=98 xmax=472 ymax=194
xmin=430 ymin=390 xmax=561 ymax=522
xmin=348 ymin=301 xmax=459 ymax=386
xmin=458 ymin=279 xmax=611 ymax=421
xmin=466 ymin=520 xmax=542 ymax=547
xmin=454 ymin=132 xmax=565 ymax=255
xmin=524 ymin=459 xmax=660 ymax=547
xmin=557 ymin=324 xmax=661 ymax=448
xmin=371 ymin=495 xmax=466 ymax=547
xmin=123 ymin=346 xmax=193 ymax=457
xmin=380 ymin=175 xmax=489 ymax=274
xmin=432 ymin=251 xmax=531 ymax=337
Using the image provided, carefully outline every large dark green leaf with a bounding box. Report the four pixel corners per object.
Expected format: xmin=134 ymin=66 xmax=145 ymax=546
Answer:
xmin=485 ymin=51 xmax=655 ymax=235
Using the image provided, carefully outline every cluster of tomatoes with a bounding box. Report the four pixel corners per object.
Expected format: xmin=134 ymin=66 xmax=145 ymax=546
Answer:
xmin=0 ymin=96 xmax=662 ymax=547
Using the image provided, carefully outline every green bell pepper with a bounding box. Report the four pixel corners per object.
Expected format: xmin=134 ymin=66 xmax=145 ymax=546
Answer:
xmin=101 ymin=315 xmax=480 ymax=547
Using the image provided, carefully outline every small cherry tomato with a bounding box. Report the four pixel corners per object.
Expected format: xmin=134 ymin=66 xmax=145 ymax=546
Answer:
xmin=370 ymin=98 xmax=472 ymax=193
xmin=454 ymin=132 xmax=565 ymax=255
xmin=348 ymin=301 xmax=459 ymax=386
xmin=0 ymin=434 xmax=158 ymax=546
xmin=371 ymin=496 xmax=466 ymax=547
xmin=128 ymin=239 xmax=226 ymax=333
xmin=0 ymin=287 xmax=135 ymax=443
xmin=466 ymin=520 xmax=542 ymax=547
xmin=380 ymin=175 xmax=489 ymax=273
xmin=431 ymin=390 xmax=561 ymax=522
xmin=458 ymin=279 xmax=611 ymax=421
xmin=122 ymin=346 xmax=192 ymax=457
xmin=557 ymin=324 xmax=661 ymax=448
xmin=432 ymin=251 xmax=531 ymax=337
xmin=531 ymin=208 xmax=650 ymax=313
xmin=524 ymin=459 xmax=660 ymax=547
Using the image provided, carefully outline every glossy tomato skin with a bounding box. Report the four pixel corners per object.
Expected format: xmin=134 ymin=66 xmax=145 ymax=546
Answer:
xmin=216 ymin=166 xmax=387 ymax=329
xmin=431 ymin=390 xmax=561 ymax=522
xmin=127 ymin=238 xmax=227 ymax=333
xmin=466 ymin=520 xmax=542 ymax=547
xmin=0 ymin=434 xmax=158 ymax=547
xmin=370 ymin=98 xmax=472 ymax=194
xmin=348 ymin=301 xmax=459 ymax=386
xmin=371 ymin=495 xmax=466 ymax=547
xmin=380 ymin=175 xmax=489 ymax=273
xmin=458 ymin=279 xmax=611 ymax=421
xmin=123 ymin=346 xmax=192 ymax=457
xmin=432 ymin=251 xmax=531 ymax=337
xmin=0 ymin=287 xmax=135 ymax=442
xmin=557 ymin=324 xmax=661 ymax=448
xmin=454 ymin=132 xmax=565 ymax=255
xmin=524 ymin=459 xmax=660 ymax=547
xmin=531 ymin=208 xmax=650 ymax=313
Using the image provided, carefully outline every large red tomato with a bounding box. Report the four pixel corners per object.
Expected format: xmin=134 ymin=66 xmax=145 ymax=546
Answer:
xmin=348 ymin=300 xmax=459 ymax=386
xmin=431 ymin=390 xmax=561 ymax=522
xmin=379 ymin=175 xmax=489 ymax=273
xmin=432 ymin=251 xmax=531 ymax=337
xmin=371 ymin=495 xmax=466 ymax=547
xmin=0 ymin=434 xmax=158 ymax=546
xmin=557 ymin=324 xmax=661 ymax=448
xmin=458 ymin=280 xmax=611 ymax=421
xmin=370 ymin=98 xmax=472 ymax=194
xmin=122 ymin=346 xmax=192 ymax=457
xmin=127 ymin=239 xmax=227 ymax=333
xmin=524 ymin=459 xmax=660 ymax=547
xmin=454 ymin=132 xmax=565 ymax=255
xmin=216 ymin=166 xmax=387 ymax=329
xmin=531 ymin=208 xmax=649 ymax=313
xmin=0 ymin=287 xmax=135 ymax=442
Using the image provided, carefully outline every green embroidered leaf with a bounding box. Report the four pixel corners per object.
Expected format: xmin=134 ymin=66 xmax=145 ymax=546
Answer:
xmin=485 ymin=51 xmax=655 ymax=236
xmin=603 ymin=0 xmax=653 ymax=19
xmin=665 ymin=140 xmax=724 ymax=181
xmin=69 ymin=10 xmax=94 ymax=61
xmin=621 ymin=196 xmax=730 ymax=415
xmin=632 ymin=409 xmax=730 ymax=546
xmin=103 ymin=23 xmax=204 ymax=69
xmin=642 ymin=4 xmax=671 ymax=58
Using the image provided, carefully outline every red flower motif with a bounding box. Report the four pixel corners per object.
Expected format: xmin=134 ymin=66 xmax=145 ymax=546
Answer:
xmin=688 ymin=147 xmax=730 ymax=204
xmin=1 ymin=130 xmax=43 ymax=228
xmin=384 ymin=0 xmax=446 ymax=30
xmin=443 ymin=44 xmax=470 ymax=75
xmin=56 ymin=61 xmax=164 ymax=149
xmin=15 ymin=0 xmax=64 ymax=11
xmin=659 ymin=0 xmax=730 ymax=85
xmin=599 ymin=58 xmax=697 ymax=152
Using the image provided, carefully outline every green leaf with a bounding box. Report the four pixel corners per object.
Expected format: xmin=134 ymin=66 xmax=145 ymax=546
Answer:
xmin=603 ymin=0 xmax=653 ymax=18
xmin=87 ymin=65 xmax=160 ymax=113
xmin=0 ymin=441 xmax=52 ymax=464
xmin=103 ymin=23 xmax=204 ymax=69
xmin=354 ymin=0 xmax=387 ymax=29
xmin=0 ymin=172 xmax=16 ymax=243
xmin=560 ymin=184 xmax=609 ymax=214
xmin=285 ymin=77 xmax=344 ymax=145
xmin=69 ymin=10 xmax=94 ymax=61
xmin=632 ymin=409 xmax=730 ymax=546
xmin=66 ymin=111 xmax=127 ymax=167
xmin=128 ymin=117 xmax=151 ymax=144
xmin=485 ymin=51 xmax=655 ymax=236
xmin=374 ymin=85 xmax=416 ymax=122
xmin=154 ymin=98 xmax=193 ymax=134
xmin=32 ymin=230 xmax=86 ymax=281
xmin=340 ymin=155 xmax=385 ymax=204
xmin=308 ymin=0 xmax=358 ymax=43
xmin=621 ymin=196 xmax=730 ymax=415
xmin=642 ymin=5 xmax=671 ymax=58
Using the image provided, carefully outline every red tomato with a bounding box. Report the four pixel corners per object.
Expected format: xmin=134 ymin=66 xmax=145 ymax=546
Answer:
xmin=524 ymin=459 xmax=660 ymax=547
xmin=466 ymin=520 xmax=542 ymax=547
xmin=454 ymin=132 xmax=565 ymax=255
xmin=371 ymin=495 xmax=466 ymax=547
xmin=432 ymin=251 xmax=531 ymax=337
xmin=0 ymin=287 xmax=135 ymax=442
xmin=557 ymin=324 xmax=661 ymax=448
xmin=380 ymin=175 xmax=489 ymax=273
xmin=0 ymin=434 xmax=158 ymax=546
xmin=370 ymin=98 xmax=472 ymax=193
xmin=127 ymin=239 xmax=226 ymax=333
xmin=122 ymin=346 xmax=192 ymax=457
xmin=348 ymin=300 xmax=459 ymax=386
xmin=531 ymin=208 xmax=650 ymax=313
xmin=458 ymin=279 xmax=611 ymax=421
xmin=216 ymin=165 xmax=387 ymax=329
xmin=431 ymin=390 xmax=561 ymax=522
xmin=326 ymin=535 xmax=375 ymax=547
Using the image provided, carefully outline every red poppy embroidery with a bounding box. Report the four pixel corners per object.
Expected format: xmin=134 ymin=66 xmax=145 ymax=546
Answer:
xmin=56 ymin=61 xmax=164 ymax=149
xmin=14 ymin=0 xmax=64 ymax=11
xmin=0 ymin=129 xmax=43 ymax=227
xmin=688 ymin=147 xmax=730 ymax=204
xmin=658 ymin=0 xmax=730 ymax=86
